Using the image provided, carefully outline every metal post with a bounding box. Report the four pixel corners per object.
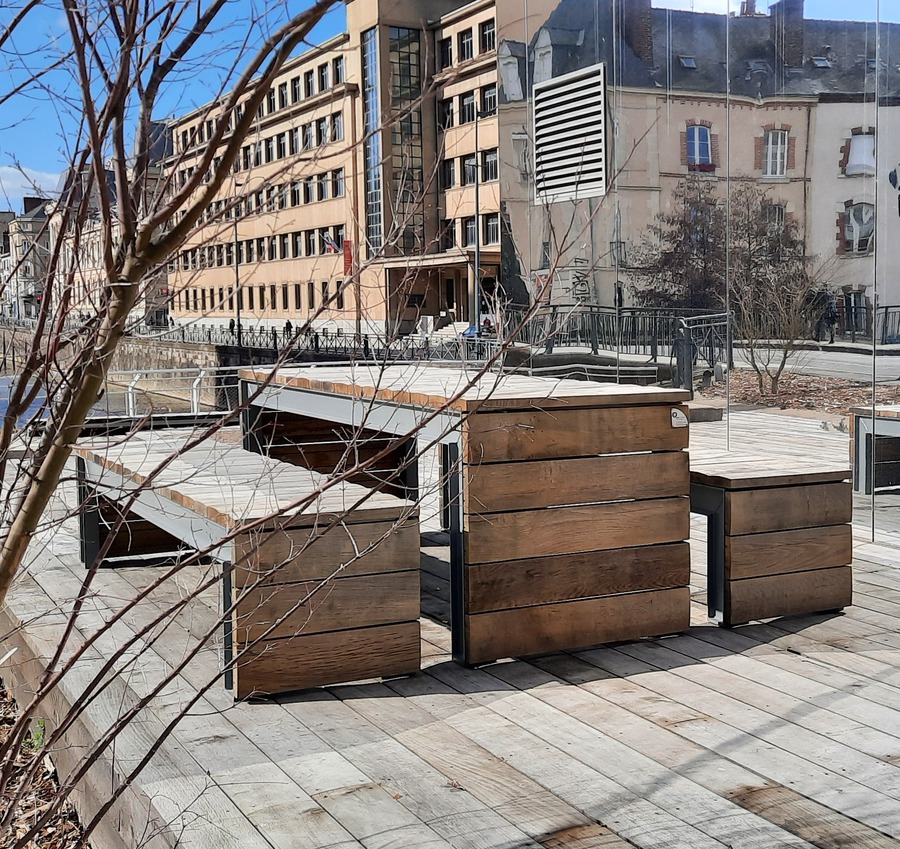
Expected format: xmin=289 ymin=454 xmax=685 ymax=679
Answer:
xmin=233 ymin=197 xmax=243 ymax=350
xmin=472 ymin=108 xmax=481 ymax=333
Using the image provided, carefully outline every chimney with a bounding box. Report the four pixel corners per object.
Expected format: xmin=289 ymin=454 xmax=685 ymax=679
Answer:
xmin=617 ymin=0 xmax=653 ymax=66
xmin=22 ymin=196 xmax=43 ymax=214
xmin=770 ymin=0 xmax=805 ymax=68
xmin=740 ymin=0 xmax=759 ymax=15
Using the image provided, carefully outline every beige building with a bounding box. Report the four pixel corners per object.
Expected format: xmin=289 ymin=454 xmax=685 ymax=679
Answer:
xmin=168 ymin=0 xmax=500 ymax=336
xmin=0 ymin=199 xmax=51 ymax=319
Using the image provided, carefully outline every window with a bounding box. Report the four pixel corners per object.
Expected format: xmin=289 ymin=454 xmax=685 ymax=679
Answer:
xmin=336 ymin=284 xmax=345 ymax=310
xmin=294 ymin=283 xmax=302 ymax=309
xmin=678 ymin=55 xmax=697 ymax=69
xmin=279 ymin=233 xmax=289 ymax=258
xmin=479 ymin=20 xmax=496 ymax=53
xmin=292 ymin=231 xmax=303 ymax=257
xmin=463 ymin=216 xmax=476 ymax=246
xmin=462 ymin=154 xmax=477 ymax=185
xmin=843 ymin=202 xmax=875 ymax=253
xmin=686 ymin=124 xmax=712 ymax=168
xmin=304 ymin=70 xmax=315 ymax=97
xmin=253 ymin=141 xmax=262 ymax=166
xmin=763 ymin=129 xmax=788 ymax=177
xmin=303 ymin=177 xmax=313 ymax=204
xmin=319 ymin=228 xmax=331 ymax=253
xmin=317 ymin=63 xmax=329 ymax=91
xmin=276 ymin=133 xmax=287 ymax=159
xmin=458 ymin=28 xmax=473 ymax=62
xmin=321 ymin=280 xmax=330 ymax=305
xmin=247 ymin=287 xmax=254 ymax=310
xmin=763 ymin=203 xmax=786 ymax=237
xmin=289 ymin=127 xmax=299 ymax=155
xmin=331 ymin=168 xmax=345 ymax=197
xmin=304 ymin=230 xmax=316 ymax=255
xmin=331 ymin=112 xmax=343 ymax=141
xmin=481 ymin=84 xmax=497 ymax=116
xmin=291 ymin=76 xmax=301 ymax=103
xmin=308 ymin=280 xmax=316 ymax=310
xmin=278 ymin=82 xmax=288 ymax=109
xmin=439 ymin=37 xmax=452 ymax=69
xmin=459 ymin=92 xmax=475 ymax=124
xmin=242 ymin=146 xmax=251 ymax=171
xmin=333 ymin=57 xmax=344 ymax=85
xmin=846 ymin=133 xmax=876 ymax=177
xmin=439 ymin=98 xmax=454 ymax=129
xmin=482 ymin=148 xmax=498 ymax=181
xmin=266 ymin=89 xmax=276 ymax=114
xmin=441 ymin=219 xmax=456 ymax=250
xmin=483 ymin=213 xmax=500 ymax=244
xmin=316 ymin=117 xmax=328 ymax=146
xmin=266 ymin=186 xmax=276 ymax=212
xmin=333 ymin=224 xmax=344 ymax=248
xmin=270 ymin=284 xmax=276 ymax=310
xmin=812 ymin=56 xmax=831 ymax=68
xmin=440 ymin=158 xmax=455 ymax=189
xmin=258 ymin=285 xmax=266 ymax=310
xmin=302 ymin=123 xmax=313 ymax=150
xmin=264 ymin=137 xmax=274 ymax=163
xmin=317 ymin=173 xmax=328 ymax=201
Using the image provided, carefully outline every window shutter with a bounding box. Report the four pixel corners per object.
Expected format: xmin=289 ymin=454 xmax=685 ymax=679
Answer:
xmin=787 ymin=136 xmax=796 ymax=171
xmin=680 ymin=132 xmax=688 ymax=166
xmin=533 ymin=62 xmax=607 ymax=204
xmin=754 ymin=136 xmax=764 ymax=171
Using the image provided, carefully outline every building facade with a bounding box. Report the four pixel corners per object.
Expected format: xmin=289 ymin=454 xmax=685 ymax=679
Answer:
xmin=165 ymin=0 xmax=900 ymax=335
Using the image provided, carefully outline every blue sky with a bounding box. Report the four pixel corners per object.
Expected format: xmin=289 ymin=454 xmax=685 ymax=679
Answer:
xmin=1 ymin=0 xmax=898 ymax=211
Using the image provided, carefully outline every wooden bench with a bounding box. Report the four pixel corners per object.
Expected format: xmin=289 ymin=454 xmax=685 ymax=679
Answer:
xmin=73 ymin=430 xmax=421 ymax=698
xmin=689 ymin=450 xmax=853 ymax=626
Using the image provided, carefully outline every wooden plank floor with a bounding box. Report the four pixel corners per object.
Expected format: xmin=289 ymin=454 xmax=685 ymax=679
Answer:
xmin=7 ymin=409 xmax=900 ymax=848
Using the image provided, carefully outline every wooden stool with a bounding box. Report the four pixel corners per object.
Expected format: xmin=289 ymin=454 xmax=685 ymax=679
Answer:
xmin=689 ymin=451 xmax=852 ymax=627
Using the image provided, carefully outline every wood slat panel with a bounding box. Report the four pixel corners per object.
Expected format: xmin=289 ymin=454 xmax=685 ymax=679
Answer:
xmin=464 ymin=587 xmax=690 ymax=665
xmin=234 ymin=570 xmax=419 ymax=642
xmin=465 ymin=498 xmax=689 ymax=564
xmin=725 ymin=565 xmax=852 ymax=625
xmin=726 ymin=525 xmax=853 ymax=580
xmin=234 ymin=621 xmax=421 ymax=698
xmin=465 ymin=452 xmax=688 ymax=514
xmin=872 ymin=435 xmax=900 ymax=463
xmin=466 ymin=542 xmax=690 ymax=613
xmin=464 ymin=404 xmax=689 ymax=463
xmin=232 ymin=519 xmax=420 ymax=586
xmin=725 ymin=482 xmax=851 ymax=535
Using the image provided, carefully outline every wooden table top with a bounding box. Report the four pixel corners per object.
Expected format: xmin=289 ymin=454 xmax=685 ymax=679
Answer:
xmin=689 ymin=448 xmax=850 ymax=490
xmin=73 ymin=430 xmax=413 ymax=529
xmin=239 ymin=365 xmax=691 ymax=412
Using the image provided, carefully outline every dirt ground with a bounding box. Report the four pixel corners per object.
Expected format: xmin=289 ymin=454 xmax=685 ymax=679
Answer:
xmin=695 ymin=369 xmax=900 ymax=421
xmin=1 ymin=683 xmax=84 ymax=848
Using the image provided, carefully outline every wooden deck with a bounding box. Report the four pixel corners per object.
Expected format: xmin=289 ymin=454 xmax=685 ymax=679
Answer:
xmin=6 ymin=409 xmax=900 ymax=848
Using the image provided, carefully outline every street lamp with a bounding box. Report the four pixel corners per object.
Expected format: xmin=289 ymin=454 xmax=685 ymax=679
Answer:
xmin=233 ymin=183 xmax=243 ymax=348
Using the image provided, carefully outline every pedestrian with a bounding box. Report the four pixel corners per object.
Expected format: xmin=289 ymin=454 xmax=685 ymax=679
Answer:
xmin=284 ymin=319 xmax=293 ymax=339
xmin=229 ymin=318 xmax=236 ymax=335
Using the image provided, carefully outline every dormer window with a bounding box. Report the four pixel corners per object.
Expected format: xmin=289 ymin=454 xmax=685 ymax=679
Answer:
xmin=812 ymin=56 xmax=831 ymax=69
xmin=678 ymin=55 xmax=697 ymax=69
xmin=846 ymin=133 xmax=876 ymax=177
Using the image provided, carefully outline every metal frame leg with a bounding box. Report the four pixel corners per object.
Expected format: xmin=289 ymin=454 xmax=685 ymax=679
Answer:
xmin=440 ymin=444 xmax=452 ymax=533
xmin=446 ymin=442 xmax=467 ymax=664
xmin=397 ymin=437 xmax=419 ymax=501
xmin=690 ymin=482 xmax=726 ymax=624
xmin=223 ymin=561 xmax=234 ymax=693
xmin=77 ymin=457 xmax=102 ymax=569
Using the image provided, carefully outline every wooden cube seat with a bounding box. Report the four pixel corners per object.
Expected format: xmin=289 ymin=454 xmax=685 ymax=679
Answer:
xmin=689 ymin=450 xmax=852 ymax=627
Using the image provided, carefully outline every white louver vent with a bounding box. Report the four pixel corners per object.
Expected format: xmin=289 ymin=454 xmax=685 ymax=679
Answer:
xmin=533 ymin=62 xmax=607 ymax=205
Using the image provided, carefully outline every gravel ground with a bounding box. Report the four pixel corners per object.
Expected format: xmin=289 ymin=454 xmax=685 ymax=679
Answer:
xmin=0 ymin=683 xmax=84 ymax=849
xmin=696 ymin=370 xmax=900 ymax=420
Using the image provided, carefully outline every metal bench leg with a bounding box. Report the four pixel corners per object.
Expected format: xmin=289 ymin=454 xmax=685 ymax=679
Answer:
xmin=690 ymin=482 xmax=726 ymax=624
xmin=223 ymin=561 xmax=234 ymax=693
xmin=446 ymin=442 xmax=467 ymax=665
xmin=77 ymin=457 xmax=102 ymax=569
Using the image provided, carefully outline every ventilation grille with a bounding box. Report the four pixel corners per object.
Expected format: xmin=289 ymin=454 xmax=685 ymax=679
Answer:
xmin=533 ymin=62 xmax=607 ymax=205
